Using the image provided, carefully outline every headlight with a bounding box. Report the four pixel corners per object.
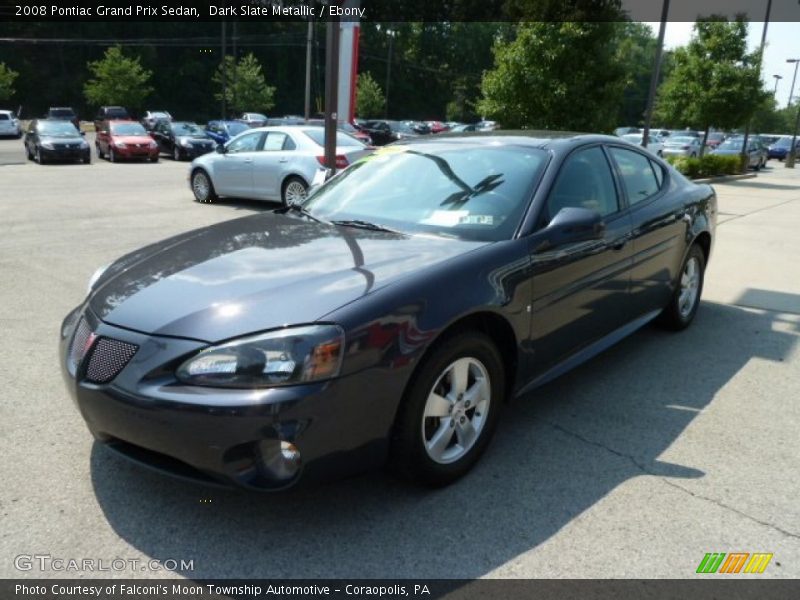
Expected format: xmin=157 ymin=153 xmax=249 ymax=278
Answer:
xmin=176 ymin=324 xmax=345 ymax=388
xmin=41 ymin=142 xmax=54 ymax=149
xmin=80 ymin=140 xmax=89 ymax=148
xmin=87 ymin=264 xmax=110 ymax=294
xmin=180 ymin=139 xmax=191 ymax=147
xmin=115 ymin=141 xmax=127 ymax=148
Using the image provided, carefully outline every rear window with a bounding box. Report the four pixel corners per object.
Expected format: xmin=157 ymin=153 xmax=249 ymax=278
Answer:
xmin=50 ymin=109 xmax=75 ymax=117
xmin=302 ymin=129 xmax=364 ymax=147
xmin=106 ymin=108 xmax=129 ymax=118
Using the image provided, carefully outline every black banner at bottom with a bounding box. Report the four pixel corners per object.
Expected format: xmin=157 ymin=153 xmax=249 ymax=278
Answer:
xmin=2 ymin=579 xmax=800 ymax=600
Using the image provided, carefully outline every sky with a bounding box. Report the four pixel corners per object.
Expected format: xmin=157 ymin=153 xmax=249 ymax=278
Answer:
xmin=643 ymin=21 xmax=800 ymax=108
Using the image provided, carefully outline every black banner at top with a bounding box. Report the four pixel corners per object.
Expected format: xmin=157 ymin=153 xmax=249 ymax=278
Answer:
xmin=0 ymin=0 xmax=799 ymax=23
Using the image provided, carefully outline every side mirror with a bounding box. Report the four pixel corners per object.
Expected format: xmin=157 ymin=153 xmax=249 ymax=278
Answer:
xmin=537 ymin=207 xmax=605 ymax=251
xmin=215 ymin=144 xmax=226 ymax=154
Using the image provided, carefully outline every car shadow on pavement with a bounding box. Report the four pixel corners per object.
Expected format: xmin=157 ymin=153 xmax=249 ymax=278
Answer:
xmin=89 ymin=301 xmax=797 ymax=579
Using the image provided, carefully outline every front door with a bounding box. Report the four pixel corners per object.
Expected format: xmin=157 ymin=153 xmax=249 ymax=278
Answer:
xmin=214 ymin=131 xmax=264 ymax=198
xmin=528 ymin=145 xmax=634 ymax=376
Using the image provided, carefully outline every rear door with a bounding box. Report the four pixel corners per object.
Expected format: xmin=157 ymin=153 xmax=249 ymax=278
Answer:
xmin=607 ymin=145 xmax=685 ymax=318
xmin=252 ymin=131 xmax=297 ymax=200
xmin=213 ymin=130 xmax=264 ymax=198
xmin=528 ymin=145 xmax=634 ymax=374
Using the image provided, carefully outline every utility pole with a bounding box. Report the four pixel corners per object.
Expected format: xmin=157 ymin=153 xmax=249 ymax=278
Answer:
xmin=305 ymin=19 xmax=314 ymax=122
xmin=232 ymin=20 xmax=237 ymax=115
xmin=221 ymin=19 xmax=227 ymax=119
xmin=324 ymin=16 xmax=341 ymax=176
xmin=384 ymin=29 xmax=395 ymax=119
xmin=773 ymin=74 xmax=782 ymax=96
xmin=740 ymin=0 xmax=772 ymax=160
xmin=642 ymin=0 xmax=670 ymax=149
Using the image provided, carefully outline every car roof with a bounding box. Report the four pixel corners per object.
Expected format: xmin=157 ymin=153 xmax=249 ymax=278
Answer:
xmin=393 ymin=131 xmax=621 ymax=152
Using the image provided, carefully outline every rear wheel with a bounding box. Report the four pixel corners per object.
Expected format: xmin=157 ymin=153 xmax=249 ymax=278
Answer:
xmin=281 ymin=176 xmax=308 ymax=206
xmin=191 ymin=169 xmax=217 ymax=203
xmin=389 ymin=331 xmax=504 ymax=487
xmin=658 ymin=244 xmax=705 ymax=331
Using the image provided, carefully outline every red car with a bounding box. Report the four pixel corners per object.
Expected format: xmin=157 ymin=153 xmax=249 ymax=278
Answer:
xmin=95 ymin=120 xmax=159 ymax=162
xmin=426 ymin=121 xmax=450 ymax=134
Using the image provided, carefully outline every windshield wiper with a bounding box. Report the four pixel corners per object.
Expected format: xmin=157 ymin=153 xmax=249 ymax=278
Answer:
xmin=331 ymin=219 xmax=402 ymax=234
xmin=274 ymin=203 xmax=327 ymax=224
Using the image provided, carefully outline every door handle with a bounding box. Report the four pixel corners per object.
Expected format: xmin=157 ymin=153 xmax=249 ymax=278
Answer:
xmin=279 ymin=158 xmax=288 ymax=163
xmin=611 ymin=238 xmax=628 ymax=251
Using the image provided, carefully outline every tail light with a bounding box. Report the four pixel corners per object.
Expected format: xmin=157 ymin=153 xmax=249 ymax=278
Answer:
xmin=316 ymin=155 xmax=349 ymax=169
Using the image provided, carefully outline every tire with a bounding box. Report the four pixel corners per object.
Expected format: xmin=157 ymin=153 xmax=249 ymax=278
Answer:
xmin=35 ymin=147 xmax=46 ymax=164
xmin=82 ymin=154 xmax=91 ymax=165
xmin=658 ymin=244 xmax=706 ymax=331
xmin=690 ymin=152 xmax=697 ymax=158
xmin=109 ymin=148 xmax=116 ymax=163
xmin=191 ymin=169 xmax=217 ymax=203
xmin=173 ymin=145 xmax=182 ymax=161
xmin=25 ymin=144 xmax=32 ymax=161
xmin=389 ymin=331 xmax=505 ymax=487
xmin=96 ymin=144 xmax=104 ymax=159
xmin=281 ymin=176 xmax=308 ymax=206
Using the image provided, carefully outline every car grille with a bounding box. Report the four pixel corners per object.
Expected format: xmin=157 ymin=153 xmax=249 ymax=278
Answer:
xmin=69 ymin=318 xmax=138 ymax=383
xmin=85 ymin=338 xmax=138 ymax=383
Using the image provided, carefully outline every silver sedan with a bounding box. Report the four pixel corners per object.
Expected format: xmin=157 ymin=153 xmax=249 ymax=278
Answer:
xmin=662 ymin=136 xmax=703 ymax=158
xmin=189 ymin=126 xmax=372 ymax=205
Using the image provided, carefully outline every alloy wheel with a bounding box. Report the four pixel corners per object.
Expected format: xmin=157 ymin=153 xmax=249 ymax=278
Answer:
xmin=421 ymin=357 xmax=491 ymax=464
xmin=283 ymin=180 xmax=307 ymax=205
xmin=678 ymin=256 xmax=700 ymax=318
xmin=192 ymin=171 xmax=210 ymax=202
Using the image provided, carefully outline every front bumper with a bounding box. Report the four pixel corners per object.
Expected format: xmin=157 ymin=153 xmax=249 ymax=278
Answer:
xmin=60 ymin=308 xmax=396 ymax=491
xmin=41 ymin=146 xmax=90 ymax=161
xmin=112 ymin=145 xmax=159 ymax=160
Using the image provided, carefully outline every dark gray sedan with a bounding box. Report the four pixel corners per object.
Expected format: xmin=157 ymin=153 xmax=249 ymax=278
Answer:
xmin=60 ymin=133 xmax=716 ymax=490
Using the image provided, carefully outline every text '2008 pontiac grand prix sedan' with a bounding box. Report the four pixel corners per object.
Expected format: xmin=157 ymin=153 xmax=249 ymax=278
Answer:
xmin=60 ymin=133 xmax=716 ymax=491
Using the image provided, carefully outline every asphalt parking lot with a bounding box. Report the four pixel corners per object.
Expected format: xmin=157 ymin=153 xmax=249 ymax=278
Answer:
xmin=0 ymin=134 xmax=798 ymax=580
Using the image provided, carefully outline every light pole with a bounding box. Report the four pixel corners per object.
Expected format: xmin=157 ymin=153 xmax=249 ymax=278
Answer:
xmin=642 ymin=0 xmax=670 ymax=149
xmin=384 ymin=28 xmax=396 ymax=119
xmin=773 ymin=74 xmax=782 ymax=96
xmin=787 ymin=59 xmax=799 ymax=109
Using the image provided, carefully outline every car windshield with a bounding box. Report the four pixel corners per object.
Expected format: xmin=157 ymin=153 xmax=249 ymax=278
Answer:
xmin=302 ymin=129 xmax=364 ymax=147
xmin=302 ymin=145 xmax=546 ymax=241
xmin=49 ymin=109 xmax=75 ymax=117
xmin=222 ymin=121 xmax=249 ymax=136
xmin=38 ymin=121 xmax=79 ymax=136
xmin=172 ymin=122 xmax=203 ymax=135
xmin=245 ymin=113 xmax=267 ymax=120
xmin=111 ymin=122 xmax=147 ymax=135
xmin=772 ymin=138 xmax=792 ymax=148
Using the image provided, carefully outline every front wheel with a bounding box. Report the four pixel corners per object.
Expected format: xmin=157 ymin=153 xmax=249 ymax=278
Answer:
xmin=109 ymin=148 xmax=116 ymax=163
xmin=389 ymin=331 xmax=504 ymax=487
xmin=191 ymin=169 xmax=217 ymax=203
xmin=173 ymin=145 xmax=182 ymax=161
xmin=658 ymin=244 xmax=706 ymax=331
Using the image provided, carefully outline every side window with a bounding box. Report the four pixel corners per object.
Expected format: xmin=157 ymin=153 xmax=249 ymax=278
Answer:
xmin=546 ymin=146 xmax=619 ymax=221
xmin=609 ymin=147 xmax=660 ymax=206
xmin=651 ymin=159 xmax=664 ymax=188
xmin=263 ymin=132 xmax=289 ymax=151
xmin=227 ymin=131 xmax=263 ymax=153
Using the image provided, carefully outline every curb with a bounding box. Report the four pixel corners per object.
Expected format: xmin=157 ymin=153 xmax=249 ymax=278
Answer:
xmin=693 ymin=173 xmax=757 ymax=184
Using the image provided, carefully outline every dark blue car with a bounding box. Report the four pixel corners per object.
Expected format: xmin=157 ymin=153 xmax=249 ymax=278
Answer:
xmin=60 ymin=133 xmax=716 ymax=491
xmin=768 ymin=137 xmax=798 ymax=161
xmin=205 ymin=120 xmax=251 ymax=145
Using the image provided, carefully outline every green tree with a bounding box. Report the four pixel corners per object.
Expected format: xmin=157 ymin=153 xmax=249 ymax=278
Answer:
xmin=477 ymin=22 xmax=626 ymax=131
xmin=83 ymin=46 xmax=153 ymax=110
xmin=654 ymin=17 xmax=768 ymax=155
xmin=213 ymin=53 xmax=276 ymax=115
xmin=355 ymin=72 xmax=385 ymax=118
xmin=0 ymin=62 xmax=18 ymax=102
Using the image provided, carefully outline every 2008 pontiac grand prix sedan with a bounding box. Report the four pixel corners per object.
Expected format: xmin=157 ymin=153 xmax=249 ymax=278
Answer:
xmin=60 ymin=133 xmax=716 ymax=490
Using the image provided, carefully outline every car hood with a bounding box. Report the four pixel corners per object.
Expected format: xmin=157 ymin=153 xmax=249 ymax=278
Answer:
xmin=89 ymin=213 xmax=488 ymax=342
xmin=176 ymin=134 xmax=211 ymax=142
xmin=112 ymin=135 xmax=155 ymax=144
xmin=40 ymin=135 xmax=83 ymax=143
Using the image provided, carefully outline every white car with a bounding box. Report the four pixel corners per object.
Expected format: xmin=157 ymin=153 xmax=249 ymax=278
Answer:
xmin=662 ymin=136 xmax=703 ymax=158
xmin=141 ymin=110 xmax=172 ymax=130
xmin=0 ymin=110 xmax=22 ymax=138
xmin=621 ymin=132 xmax=664 ymax=157
xmin=189 ymin=126 xmax=373 ymax=205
